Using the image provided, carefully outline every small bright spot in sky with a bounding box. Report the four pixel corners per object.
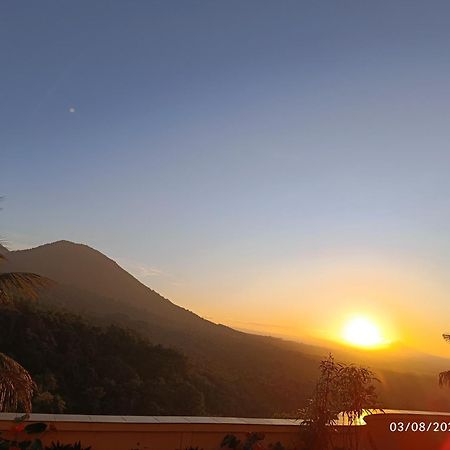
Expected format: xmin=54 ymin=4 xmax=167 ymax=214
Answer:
xmin=68 ymin=107 xmax=76 ymax=113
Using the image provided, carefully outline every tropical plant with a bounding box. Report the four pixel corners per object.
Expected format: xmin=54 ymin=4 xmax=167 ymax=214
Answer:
xmin=221 ymin=434 xmax=241 ymax=450
xmin=438 ymin=334 xmax=450 ymax=387
xmin=46 ymin=441 xmax=92 ymax=450
xmin=299 ymin=356 xmax=340 ymax=450
xmin=0 ymin=354 xmax=36 ymax=413
xmin=221 ymin=433 xmax=265 ymax=450
xmin=299 ymin=354 xmax=381 ymax=450
xmin=0 ymin=250 xmax=49 ymax=304
xmin=0 ymin=419 xmax=48 ymax=450
xmin=0 ymin=236 xmax=51 ymax=413
xmin=0 ymin=416 xmax=91 ymax=450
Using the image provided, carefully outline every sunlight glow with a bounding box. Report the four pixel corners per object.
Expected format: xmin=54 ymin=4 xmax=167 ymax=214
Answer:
xmin=342 ymin=316 xmax=387 ymax=348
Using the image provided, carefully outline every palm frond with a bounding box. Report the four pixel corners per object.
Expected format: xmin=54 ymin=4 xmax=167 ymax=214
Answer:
xmin=0 ymin=352 xmax=35 ymax=412
xmin=439 ymin=370 xmax=450 ymax=387
xmin=0 ymin=272 xmax=53 ymax=303
xmin=0 ymin=235 xmax=9 ymax=260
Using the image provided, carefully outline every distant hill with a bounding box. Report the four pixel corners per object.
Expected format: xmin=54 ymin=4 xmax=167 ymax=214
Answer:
xmin=1 ymin=241 xmax=319 ymax=416
xmin=1 ymin=240 xmax=202 ymax=323
xmin=2 ymin=240 xmax=450 ymax=415
xmin=0 ymin=240 xmax=313 ymax=356
xmin=1 ymin=241 xmax=245 ymax=358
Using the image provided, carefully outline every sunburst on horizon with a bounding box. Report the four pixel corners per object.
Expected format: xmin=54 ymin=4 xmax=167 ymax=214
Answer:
xmin=342 ymin=315 xmax=390 ymax=349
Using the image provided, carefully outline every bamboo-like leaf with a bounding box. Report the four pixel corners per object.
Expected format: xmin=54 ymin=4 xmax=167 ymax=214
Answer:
xmin=0 ymin=352 xmax=35 ymax=413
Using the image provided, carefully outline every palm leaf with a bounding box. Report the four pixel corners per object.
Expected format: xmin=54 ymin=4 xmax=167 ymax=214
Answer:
xmin=0 ymin=272 xmax=53 ymax=303
xmin=0 ymin=352 xmax=35 ymax=412
xmin=439 ymin=371 xmax=450 ymax=387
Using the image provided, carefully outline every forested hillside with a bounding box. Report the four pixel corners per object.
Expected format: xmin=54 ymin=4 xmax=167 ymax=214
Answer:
xmin=0 ymin=301 xmax=210 ymax=415
xmin=2 ymin=241 xmax=450 ymax=416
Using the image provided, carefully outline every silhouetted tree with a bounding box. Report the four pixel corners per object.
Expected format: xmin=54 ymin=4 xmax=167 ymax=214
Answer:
xmin=0 ymin=236 xmax=50 ymax=412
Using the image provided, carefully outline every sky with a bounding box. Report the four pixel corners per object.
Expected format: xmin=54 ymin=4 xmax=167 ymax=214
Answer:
xmin=2 ymin=1 xmax=450 ymax=355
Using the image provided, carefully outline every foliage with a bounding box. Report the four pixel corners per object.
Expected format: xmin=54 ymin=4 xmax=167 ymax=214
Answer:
xmin=0 ymin=439 xmax=91 ymax=450
xmin=0 ymin=245 xmax=51 ymax=305
xmin=46 ymin=441 xmax=91 ymax=450
xmin=221 ymin=433 xmax=265 ymax=450
xmin=221 ymin=434 xmax=286 ymax=450
xmin=0 ymin=418 xmax=90 ymax=450
xmin=242 ymin=433 xmax=265 ymax=450
xmin=299 ymin=354 xmax=381 ymax=450
xmin=0 ymin=420 xmax=47 ymax=450
xmin=0 ymin=439 xmax=43 ymax=450
xmin=0 ymin=354 xmax=36 ymax=413
xmin=221 ymin=435 xmax=241 ymax=449
xmin=439 ymin=334 xmax=450 ymax=387
xmin=335 ymin=364 xmax=380 ymax=425
xmin=0 ymin=241 xmax=50 ymax=413
xmin=0 ymin=301 xmax=206 ymax=415
xmin=0 ymin=272 xmax=51 ymax=304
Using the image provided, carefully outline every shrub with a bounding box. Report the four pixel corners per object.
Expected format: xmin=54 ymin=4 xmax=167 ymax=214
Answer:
xmin=299 ymin=354 xmax=381 ymax=450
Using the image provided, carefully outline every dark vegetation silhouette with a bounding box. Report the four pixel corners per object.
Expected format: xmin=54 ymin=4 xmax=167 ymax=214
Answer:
xmin=299 ymin=355 xmax=381 ymax=450
xmin=0 ymin=300 xmax=207 ymax=415
xmin=438 ymin=334 xmax=450 ymax=387
xmin=0 ymin=240 xmax=50 ymax=412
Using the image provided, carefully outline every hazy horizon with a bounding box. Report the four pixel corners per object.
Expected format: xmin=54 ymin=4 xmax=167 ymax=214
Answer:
xmin=4 ymin=1 xmax=450 ymax=357
xmin=3 ymin=237 xmax=450 ymax=361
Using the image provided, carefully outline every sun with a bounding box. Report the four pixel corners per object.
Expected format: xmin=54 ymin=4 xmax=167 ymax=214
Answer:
xmin=342 ymin=316 xmax=387 ymax=348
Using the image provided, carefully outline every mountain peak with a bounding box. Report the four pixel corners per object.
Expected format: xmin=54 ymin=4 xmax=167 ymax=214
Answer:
xmin=1 ymin=239 xmax=188 ymax=320
xmin=49 ymin=239 xmax=82 ymax=246
xmin=31 ymin=240 xmax=95 ymax=252
xmin=17 ymin=240 xmax=112 ymax=261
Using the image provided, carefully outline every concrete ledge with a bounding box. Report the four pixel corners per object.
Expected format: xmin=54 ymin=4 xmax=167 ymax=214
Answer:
xmin=0 ymin=411 xmax=449 ymax=450
xmin=0 ymin=413 xmax=299 ymax=426
xmin=0 ymin=413 xmax=304 ymax=450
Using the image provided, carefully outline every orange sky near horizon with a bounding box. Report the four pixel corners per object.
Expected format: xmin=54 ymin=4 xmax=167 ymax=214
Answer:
xmin=9 ymin=236 xmax=449 ymax=358
xmin=128 ymin=251 xmax=450 ymax=358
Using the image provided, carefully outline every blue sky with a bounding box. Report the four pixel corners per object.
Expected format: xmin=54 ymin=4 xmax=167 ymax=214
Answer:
xmin=2 ymin=1 xmax=450 ymax=351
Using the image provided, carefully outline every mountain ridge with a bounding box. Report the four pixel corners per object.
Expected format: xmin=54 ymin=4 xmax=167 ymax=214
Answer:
xmin=3 ymin=239 xmax=450 ymax=414
xmin=3 ymin=239 xmax=215 ymax=329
